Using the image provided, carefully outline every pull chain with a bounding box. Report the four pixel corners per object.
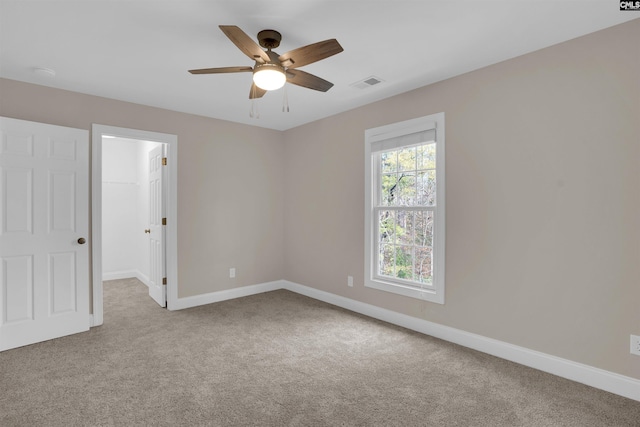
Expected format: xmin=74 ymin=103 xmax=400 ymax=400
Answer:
xmin=282 ymin=84 xmax=289 ymax=113
xmin=249 ymin=85 xmax=260 ymax=119
xmin=250 ymin=98 xmax=260 ymax=119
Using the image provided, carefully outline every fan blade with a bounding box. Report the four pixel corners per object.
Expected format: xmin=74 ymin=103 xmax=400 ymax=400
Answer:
xmin=189 ymin=66 xmax=253 ymax=74
xmin=286 ymin=69 xmax=334 ymax=92
xmin=219 ymin=25 xmax=270 ymax=63
xmin=278 ymin=39 xmax=343 ymax=68
xmin=249 ymin=83 xmax=267 ymax=99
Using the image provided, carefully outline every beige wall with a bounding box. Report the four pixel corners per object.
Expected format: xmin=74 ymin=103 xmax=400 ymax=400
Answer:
xmin=283 ymin=20 xmax=640 ymax=379
xmin=1 ymin=19 xmax=638 ymax=380
xmin=0 ymin=79 xmax=286 ymax=298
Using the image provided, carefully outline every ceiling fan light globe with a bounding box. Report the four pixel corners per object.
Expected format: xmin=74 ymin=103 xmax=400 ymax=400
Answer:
xmin=253 ymin=66 xmax=286 ymax=91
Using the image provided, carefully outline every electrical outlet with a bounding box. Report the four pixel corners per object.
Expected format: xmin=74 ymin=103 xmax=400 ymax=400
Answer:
xmin=631 ymin=335 xmax=640 ymax=356
xmin=229 ymin=268 xmax=236 ymax=279
xmin=347 ymin=276 xmax=353 ymax=287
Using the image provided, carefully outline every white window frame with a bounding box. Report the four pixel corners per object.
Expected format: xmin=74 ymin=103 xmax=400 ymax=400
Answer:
xmin=364 ymin=113 xmax=445 ymax=304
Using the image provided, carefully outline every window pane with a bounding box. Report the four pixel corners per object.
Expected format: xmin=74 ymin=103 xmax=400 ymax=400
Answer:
xmin=380 ymin=151 xmax=397 ymax=174
xmin=398 ymin=147 xmax=416 ymax=172
xmin=396 ymin=173 xmax=416 ymax=205
xmin=395 ymin=245 xmax=413 ymax=280
xmin=396 ymin=210 xmax=413 ymax=246
xmin=417 ymin=170 xmax=436 ymax=206
xmin=381 ymin=173 xmax=397 ymax=206
xmin=373 ymin=138 xmax=438 ymax=286
xmin=417 ymin=143 xmax=436 ymax=170
xmin=414 ymin=210 xmax=434 ymax=247
xmin=414 ymin=246 xmax=433 ymax=284
xmin=379 ymin=244 xmax=395 ymax=277
xmin=378 ymin=210 xmax=395 ymax=245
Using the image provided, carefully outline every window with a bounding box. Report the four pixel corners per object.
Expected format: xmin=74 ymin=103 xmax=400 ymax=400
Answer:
xmin=364 ymin=113 xmax=445 ymax=303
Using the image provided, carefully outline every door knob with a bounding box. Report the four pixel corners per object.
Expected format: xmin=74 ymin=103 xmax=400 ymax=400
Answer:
xmin=144 ymin=229 xmax=151 ymax=234
xmin=77 ymin=237 xmax=86 ymax=244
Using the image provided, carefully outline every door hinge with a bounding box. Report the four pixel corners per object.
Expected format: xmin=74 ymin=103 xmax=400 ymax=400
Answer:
xmin=162 ymin=277 xmax=167 ymax=285
xmin=162 ymin=157 xmax=167 ymax=166
xmin=162 ymin=217 xmax=167 ymax=225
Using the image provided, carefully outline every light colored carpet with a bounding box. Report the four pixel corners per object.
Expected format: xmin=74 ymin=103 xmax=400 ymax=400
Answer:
xmin=1 ymin=278 xmax=638 ymax=426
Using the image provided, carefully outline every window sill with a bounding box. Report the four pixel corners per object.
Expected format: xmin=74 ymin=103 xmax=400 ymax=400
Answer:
xmin=365 ymin=278 xmax=444 ymax=304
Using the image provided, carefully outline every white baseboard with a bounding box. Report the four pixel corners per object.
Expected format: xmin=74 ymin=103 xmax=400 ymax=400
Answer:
xmin=102 ymin=270 xmax=137 ymax=281
xmin=134 ymin=271 xmax=151 ymax=288
xmin=164 ymin=278 xmax=639 ymax=402
xmin=280 ymin=280 xmax=640 ymax=402
xmin=103 ymin=270 xmax=151 ymax=287
xmin=170 ymin=280 xmax=283 ymax=311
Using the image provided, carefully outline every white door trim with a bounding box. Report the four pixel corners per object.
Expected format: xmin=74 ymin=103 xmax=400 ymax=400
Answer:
xmin=91 ymin=125 xmax=178 ymax=326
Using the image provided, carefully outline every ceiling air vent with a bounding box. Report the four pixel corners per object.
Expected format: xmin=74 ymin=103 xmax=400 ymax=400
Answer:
xmin=350 ymin=76 xmax=384 ymax=89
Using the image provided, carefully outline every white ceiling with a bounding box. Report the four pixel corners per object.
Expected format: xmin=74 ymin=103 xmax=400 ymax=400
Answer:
xmin=0 ymin=1 xmax=635 ymax=131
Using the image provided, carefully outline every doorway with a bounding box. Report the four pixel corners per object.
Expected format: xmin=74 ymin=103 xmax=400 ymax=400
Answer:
xmin=102 ymin=137 xmax=165 ymax=302
xmin=91 ymin=125 xmax=178 ymax=326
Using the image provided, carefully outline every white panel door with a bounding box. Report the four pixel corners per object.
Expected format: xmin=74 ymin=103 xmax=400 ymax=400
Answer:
xmin=147 ymin=145 xmax=165 ymax=307
xmin=0 ymin=117 xmax=90 ymax=351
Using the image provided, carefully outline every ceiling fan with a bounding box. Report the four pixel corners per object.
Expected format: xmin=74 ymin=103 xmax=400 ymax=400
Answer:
xmin=189 ymin=25 xmax=344 ymax=99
